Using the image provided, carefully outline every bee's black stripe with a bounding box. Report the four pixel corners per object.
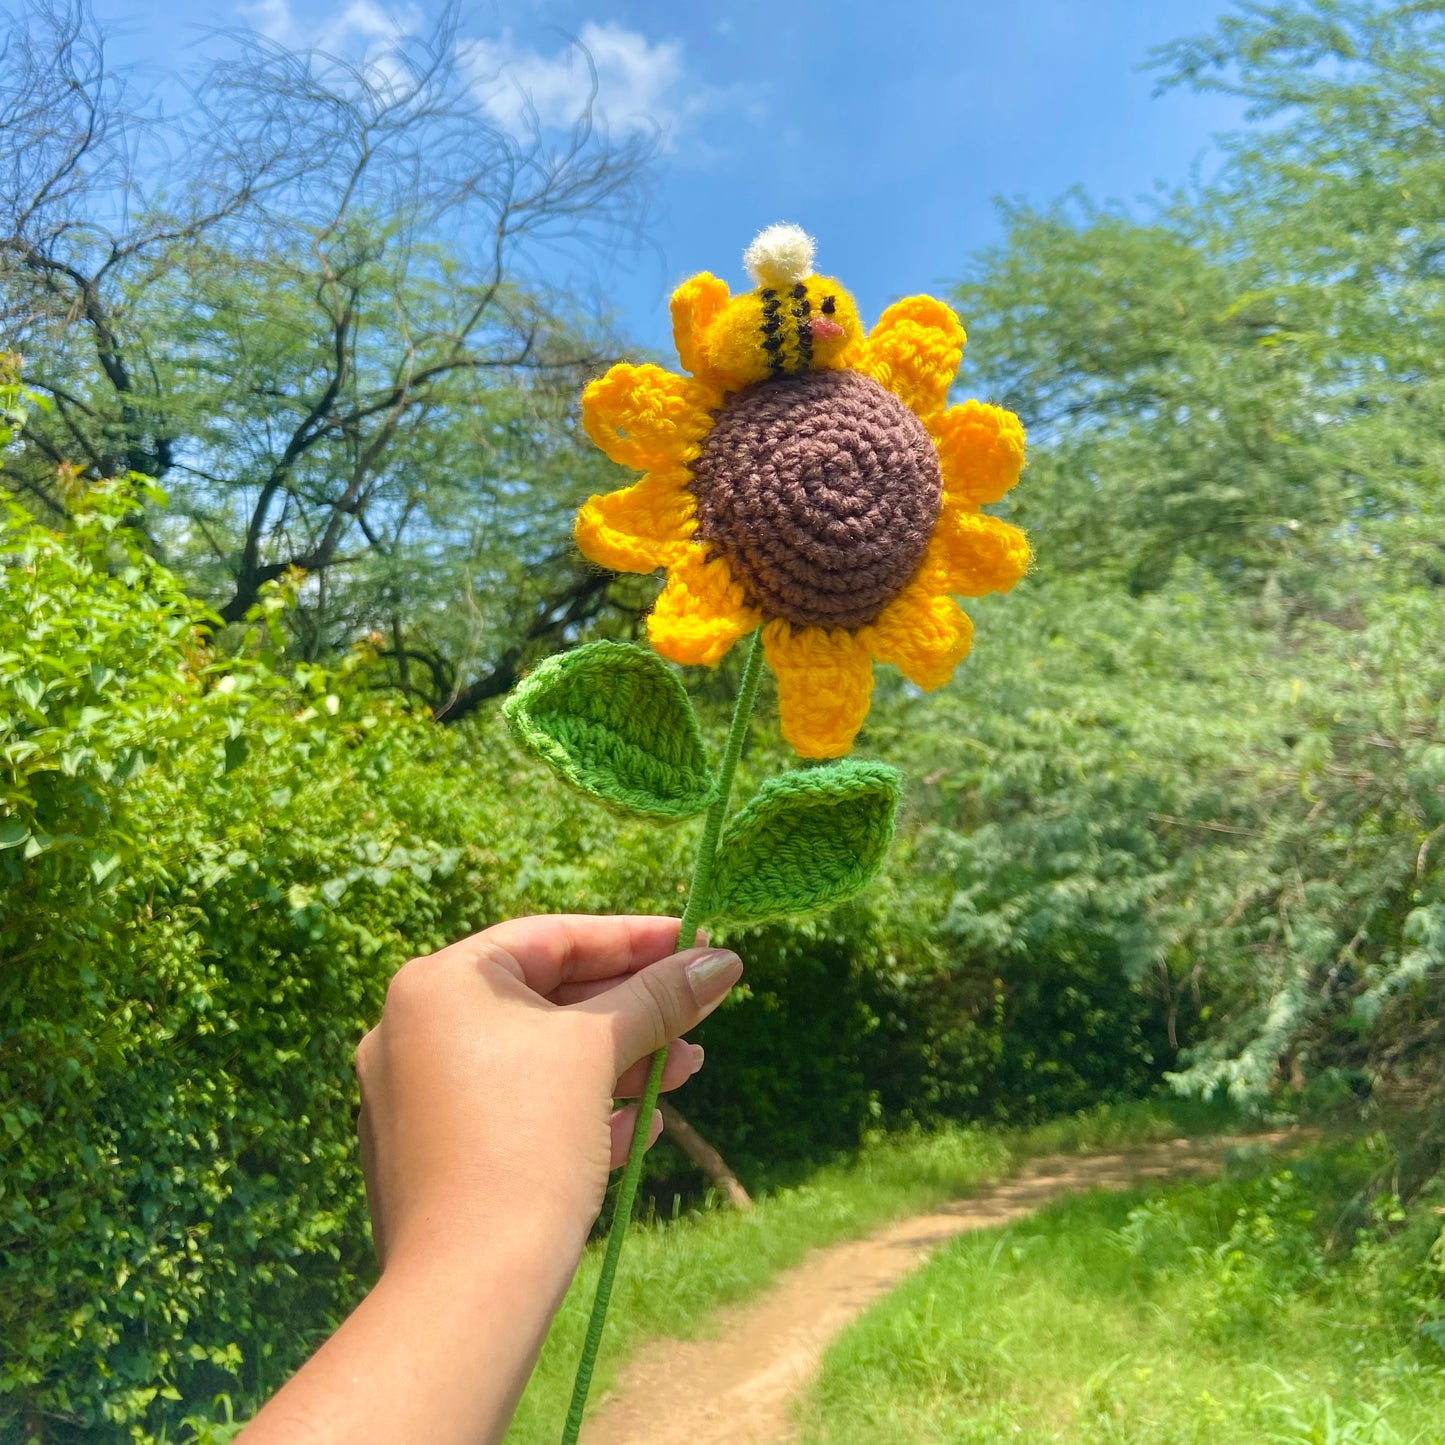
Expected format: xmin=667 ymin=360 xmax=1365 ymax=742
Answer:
xmin=792 ymin=281 xmax=812 ymax=371
xmin=760 ymin=287 xmax=786 ymax=376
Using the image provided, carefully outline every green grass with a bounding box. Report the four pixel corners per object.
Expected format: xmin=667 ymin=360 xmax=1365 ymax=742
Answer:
xmin=169 ymin=1096 xmax=1238 ymax=1444
xmin=501 ymin=1097 xmax=1236 ymax=1444
xmin=795 ymin=1138 xmax=1445 ymax=1445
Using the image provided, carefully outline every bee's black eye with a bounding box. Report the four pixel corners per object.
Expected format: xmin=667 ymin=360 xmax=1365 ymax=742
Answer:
xmin=821 ymin=295 xmax=836 ymax=315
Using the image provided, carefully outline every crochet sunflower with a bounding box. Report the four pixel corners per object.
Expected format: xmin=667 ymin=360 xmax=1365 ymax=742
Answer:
xmin=507 ymin=226 xmax=1033 ymax=1445
xmin=575 ymin=223 xmax=1030 ymax=758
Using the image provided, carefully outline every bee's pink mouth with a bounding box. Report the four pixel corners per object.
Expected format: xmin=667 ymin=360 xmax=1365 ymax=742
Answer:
xmin=809 ymin=316 xmax=845 ymax=342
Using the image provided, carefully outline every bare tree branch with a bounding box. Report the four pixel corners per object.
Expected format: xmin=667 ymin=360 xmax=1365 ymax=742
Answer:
xmin=1 ymin=0 xmax=653 ymax=705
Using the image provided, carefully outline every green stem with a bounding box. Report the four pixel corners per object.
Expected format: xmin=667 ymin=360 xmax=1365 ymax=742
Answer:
xmin=561 ymin=629 xmax=766 ymax=1445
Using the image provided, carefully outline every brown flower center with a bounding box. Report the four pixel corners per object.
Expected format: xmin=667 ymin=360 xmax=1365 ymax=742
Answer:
xmin=689 ymin=369 xmax=942 ymax=631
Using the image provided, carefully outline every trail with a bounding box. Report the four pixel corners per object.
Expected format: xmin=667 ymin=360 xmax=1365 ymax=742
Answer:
xmin=581 ymin=1134 xmax=1286 ymax=1445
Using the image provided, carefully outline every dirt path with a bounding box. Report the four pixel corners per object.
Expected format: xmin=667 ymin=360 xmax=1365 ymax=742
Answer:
xmin=581 ymin=1134 xmax=1284 ymax=1445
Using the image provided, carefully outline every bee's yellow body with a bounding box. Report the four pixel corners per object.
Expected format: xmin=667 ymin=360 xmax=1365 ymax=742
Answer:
xmin=668 ymin=225 xmax=866 ymax=393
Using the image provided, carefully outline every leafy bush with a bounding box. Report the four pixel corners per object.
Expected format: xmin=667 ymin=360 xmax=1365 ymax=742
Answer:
xmin=0 ymin=481 xmax=691 ymax=1437
xmin=1 ymin=482 xmax=488 ymax=1436
xmin=13 ymin=475 xmax=1443 ymax=1439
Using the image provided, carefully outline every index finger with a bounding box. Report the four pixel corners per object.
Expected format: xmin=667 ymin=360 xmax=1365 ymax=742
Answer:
xmin=428 ymin=914 xmax=697 ymax=997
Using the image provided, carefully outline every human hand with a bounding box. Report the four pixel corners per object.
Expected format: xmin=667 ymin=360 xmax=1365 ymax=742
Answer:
xmin=354 ymin=914 xmax=744 ymax=1278
xmin=238 ymin=915 xmax=742 ymax=1445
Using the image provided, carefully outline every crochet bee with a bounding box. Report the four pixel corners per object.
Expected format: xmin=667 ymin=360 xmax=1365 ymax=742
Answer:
xmin=670 ymin=224 xmax=865 ymax=389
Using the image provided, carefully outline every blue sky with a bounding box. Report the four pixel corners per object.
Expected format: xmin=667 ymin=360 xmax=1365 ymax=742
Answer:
xmin=93 ymin=0 xmax=1247 ymax=353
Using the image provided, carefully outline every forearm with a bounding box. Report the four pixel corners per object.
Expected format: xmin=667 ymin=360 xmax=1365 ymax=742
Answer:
xmin=237 ymin=1225 xmax=581 ymax=1445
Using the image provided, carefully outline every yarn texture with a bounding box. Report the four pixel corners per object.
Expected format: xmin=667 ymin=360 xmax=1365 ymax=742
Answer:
xmin=690 ymin=369 xmax=942 ymax=631
xmin=708 ymin=760 xmax=902 ymax=924
xmin=502 ymin=641 xmax=715 ymax=820
xmin=743 ymin=222 xmax=816 ymax=287
xmin=575 ymin=235 xmax=1030 ymax=759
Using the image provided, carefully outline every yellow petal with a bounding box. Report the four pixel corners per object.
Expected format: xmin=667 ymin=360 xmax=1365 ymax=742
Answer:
xmin=929 ymin=400 xmax=1025 ymax=506
xmin=574 ymin=466 xmax=697 ymax=574
xmin=581 ymin=363 xmax=720 ymax=471
xmin=648 ymin=548 xmax=761 ymax=667
xmin=862 ymin=577 xmax=974 ymax=691
xmin=930 ymin=511 xmax=1030 ymax=597
xmin=856 ymin=296 xmax=965 ymax=418
xmin=762 ymin=621 xmax=874 ymax=759
xmin=670 ymin=272 xmax=732 ymax=382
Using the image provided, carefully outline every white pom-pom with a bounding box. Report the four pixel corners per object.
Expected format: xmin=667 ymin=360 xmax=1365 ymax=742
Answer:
xmin=743 ymin=223 xmax=816 ymax=288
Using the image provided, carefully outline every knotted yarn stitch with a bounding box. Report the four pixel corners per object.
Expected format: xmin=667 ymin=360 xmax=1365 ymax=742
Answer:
xmin=928 ymin=399 xmax=1026 ymax=508
xmin=503 ymin=641 xmax=715 ymax=820
xmin=573 ymin=224 xmax=1032 ymax=759
xmin=929 ymin=509 xmax=1033 ymax=598
xmin=761 ymin=621 xmax=874 ymax=760
xmin=648 ymin=550 xmax=763 ymax=669
xmin=852 ymin=294 xmax=965 ymax=418
xmin=581 ymin=363 xmax=718 ymax=472
xmin=690 ymin=369 xmax=943 ymax=631
xmin=708 ymin=759 xmax=903 ymax=924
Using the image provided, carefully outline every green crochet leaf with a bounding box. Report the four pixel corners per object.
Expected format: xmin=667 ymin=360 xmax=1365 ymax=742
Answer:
xmin=503 ymin=640 xmax=716 ymax=820
xmin=709 ymin=761 xmax=902 ymax=924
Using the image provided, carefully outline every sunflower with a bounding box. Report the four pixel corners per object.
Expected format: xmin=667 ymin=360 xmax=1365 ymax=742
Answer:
xmin=575 ymin=224 xmax=1029 ymax=759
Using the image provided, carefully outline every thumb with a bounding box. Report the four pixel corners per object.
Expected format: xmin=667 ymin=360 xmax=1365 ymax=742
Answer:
xmin=573 ymin=947 xmax=743 ymax=1073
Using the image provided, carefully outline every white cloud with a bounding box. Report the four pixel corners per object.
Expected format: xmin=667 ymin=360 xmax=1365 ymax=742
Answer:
xmin=237 ymin=8 xmax=751 ymax=153
xmin=460 ymin=22 xmax=693 ymax=144
xmin=238 ymin=0 xmax=423 ymax=56
xmin=318 ymin=0 xmax=423 ymax=52
xmin=239 ymin=0 xmax=302 ymax=46
xmin=237 ymin=0 xmax=425 ymax=100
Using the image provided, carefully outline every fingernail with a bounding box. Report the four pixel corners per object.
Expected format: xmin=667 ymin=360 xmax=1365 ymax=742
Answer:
xmin=690 ymin=1043 xmax=705 ymax=1074
xmin=684 ymin=948 xmax=742 ymax=1001
xmin=694 ymin=927 xmax=710 ymax=947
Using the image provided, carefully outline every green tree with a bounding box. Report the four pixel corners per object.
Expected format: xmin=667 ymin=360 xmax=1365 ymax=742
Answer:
xmin=949 ymin=0 xmax=1445 ymax=1117
xmin=0 ymin=475 xmax=690 ymax=1440
xmin=956 ymin=0 xmax=1445 ymax=597
xmin=0 ymin=0 xmax=648 ymax=712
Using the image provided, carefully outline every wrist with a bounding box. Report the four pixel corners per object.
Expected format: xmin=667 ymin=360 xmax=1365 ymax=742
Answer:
xmin=382 ymin=1196 xmax=589 ymax=1305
